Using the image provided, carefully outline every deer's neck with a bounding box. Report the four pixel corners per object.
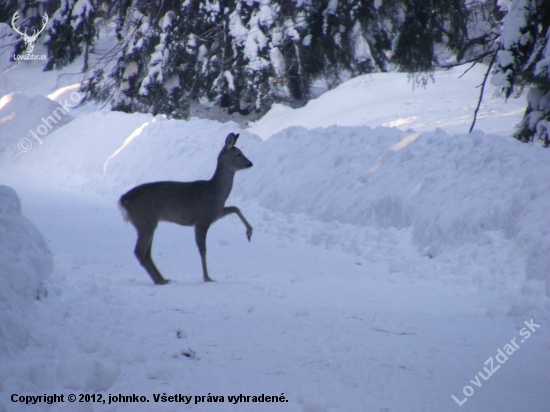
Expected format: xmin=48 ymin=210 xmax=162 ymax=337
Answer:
xmin=211 ymin=162 xmax=235 ymax=203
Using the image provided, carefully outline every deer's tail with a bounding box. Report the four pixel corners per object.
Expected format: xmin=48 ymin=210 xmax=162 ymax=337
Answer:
xmin=118 ymin=196 xmax=130 ymax=222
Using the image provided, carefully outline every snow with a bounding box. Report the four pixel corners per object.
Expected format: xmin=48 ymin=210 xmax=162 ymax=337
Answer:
xmin=229 ymin=9 xmax=249 ymax=42
xmin=229 ymin=5 xmax=271 ymax=72
xmin=249 ymin=64 xmax=526 ymax=140
xmin=268 ymin=47 xmax=285 ymax=77
xmin=56 ymin=357 xmax=121 ymax=392
xmin=1 ymin=51 xmax=549 ymax=412
xmin=534 ymin=30 xmax=550 ymax=78
xmin=0 ymin=92 xmax=75 ymax=160
xmin=499 ymin=0 xmax=529 ymax=50
xmin=71 ymin=0 xmax=94 ymax=29
xmin=352 ymin=21 xmax=371 ymax=61
xmin=139 ymin=32 xmax=170 ymax=94
xmin=223 ymin=71 xmax=235 ymax=91
xmin=0 ymin=185 xmax=53 ymax=355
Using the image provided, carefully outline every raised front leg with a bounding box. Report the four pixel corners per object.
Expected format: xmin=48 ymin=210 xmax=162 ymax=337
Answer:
xmin=222 ymin=206 xmax=253 ymax=241
xmin=195 ymin=225 xmax=213 ymax=282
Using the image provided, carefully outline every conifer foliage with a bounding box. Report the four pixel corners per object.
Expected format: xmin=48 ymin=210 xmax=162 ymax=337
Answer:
xmin=391 ymin=0 xmax=468 ymax=73
xmin=492 ymin=0 xmax=550 ymax=146
xmin=43 ymin=0 xmax=97 ymax=71
xmin=2 ymin=0 xmax=549 ymax=145
xmin=80 ymin=0 xmax=395 ymax=119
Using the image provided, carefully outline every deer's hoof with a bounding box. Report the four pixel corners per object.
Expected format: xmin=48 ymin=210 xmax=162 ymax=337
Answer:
xmin=155 ymin=278 xmax=171 ymax=285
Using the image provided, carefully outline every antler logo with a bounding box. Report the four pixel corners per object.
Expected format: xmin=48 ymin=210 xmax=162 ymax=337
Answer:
xmin=11 ymin=11 xmax=49 ymax=54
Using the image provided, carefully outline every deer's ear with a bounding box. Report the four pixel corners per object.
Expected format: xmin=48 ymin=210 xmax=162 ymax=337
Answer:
xmin=225 ymin=133 xmax=239 ymax=149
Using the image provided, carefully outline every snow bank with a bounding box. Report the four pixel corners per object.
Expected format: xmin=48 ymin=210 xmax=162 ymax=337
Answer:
xmin=248 ymin=64 xmax=526 ymax=139
xmin=238 ymin=126 xmax=550 ymax=303
xmin=0 ymin=92 xmax=75 ymax=160
xmin=10 ymin=111 xmax=245 ymax=199
xmin=8 ymin=110 xmax=550 ymax=312
xmin=0 ymin=185 xmax=53 ymax=354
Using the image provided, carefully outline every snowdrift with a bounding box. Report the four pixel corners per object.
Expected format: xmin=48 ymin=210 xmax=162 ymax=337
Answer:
xmin=249 ymin=65 xmax=526 ymax=140
xmin=6 ymin=111 xmax=550 ymax=313
xmin=240 ymin=125 xmax=550 ymax=313
xmin=0 ymin=92 xmax=75 ymax=160
xmin=0 ymin=185 xmax=53 ymax=354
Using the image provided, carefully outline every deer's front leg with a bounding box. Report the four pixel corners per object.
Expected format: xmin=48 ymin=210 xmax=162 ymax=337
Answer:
xmin=195 ymin=225 xmax=213 ymax=282
xmin=222 ymin=206 xmax=253 ymax=241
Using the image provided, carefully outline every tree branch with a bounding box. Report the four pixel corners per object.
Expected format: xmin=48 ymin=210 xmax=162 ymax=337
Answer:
xmin=469 ymin=49 xmax=497 ymax=133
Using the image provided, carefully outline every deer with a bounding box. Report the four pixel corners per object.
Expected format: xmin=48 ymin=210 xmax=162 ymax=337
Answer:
xmin=118 ymin=133 xmax=253 ymax=285
xmin=11 ymin=12 xmax=49 ymax=54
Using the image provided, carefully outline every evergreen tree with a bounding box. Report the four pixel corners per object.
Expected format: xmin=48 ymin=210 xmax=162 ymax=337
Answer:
xmin=492 ymin=0 xmax=550 ymax=146
xmin=82 ymin=0 xmax=386 ymax=119
xmin=1 ymin=0 xmax=24 ymax=55
xmin=391 ymin=0 xmax=468 ymax=73
xmin=0 ymin=0 xmax=19 ymax=25
xmin=29 ymin=0 xmax=550 ymax=145
xmin=44 ymin=0 xmax=97 ymax=71
xmin=353 ymin=0 xmax=401 ymax=73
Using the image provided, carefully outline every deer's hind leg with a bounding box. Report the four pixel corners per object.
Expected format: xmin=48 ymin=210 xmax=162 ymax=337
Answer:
xmin=134 ymin=221 xmax=169 ymax=285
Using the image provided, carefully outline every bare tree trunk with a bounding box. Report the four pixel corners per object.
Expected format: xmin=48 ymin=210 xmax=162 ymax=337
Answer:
xmin=82 ymin=41 xmax=89 ymax=73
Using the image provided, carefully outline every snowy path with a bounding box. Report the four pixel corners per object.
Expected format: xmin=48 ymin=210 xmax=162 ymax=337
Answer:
xmin=3 ymin=174 xmax=549 ymax=412
xmin=2 ymin=60 xmax=549 ymax=412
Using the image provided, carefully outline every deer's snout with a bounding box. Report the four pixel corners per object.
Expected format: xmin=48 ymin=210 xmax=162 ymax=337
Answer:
xmin=246 ymin=161 xmax=253 ymax=168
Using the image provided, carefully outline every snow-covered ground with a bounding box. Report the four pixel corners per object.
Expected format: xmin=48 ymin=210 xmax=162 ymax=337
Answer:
xmin=1 ymin=53 xmax=550 ymax=412
xmin=248 ymin=64 xmax=525 ymax=140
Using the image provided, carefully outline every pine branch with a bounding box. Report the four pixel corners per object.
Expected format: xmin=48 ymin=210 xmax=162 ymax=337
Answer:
xmin=440 ymin=50 xmax=494 ymax=70
xmin=458 ymin=61 xmax=480 ymax=79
